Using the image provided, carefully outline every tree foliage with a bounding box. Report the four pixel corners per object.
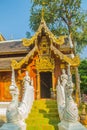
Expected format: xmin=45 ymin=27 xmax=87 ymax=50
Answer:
xmin=79 ymin=59 xmax=87 ymax=94
xmin=28 ymin=0 xmax=87 ymax=53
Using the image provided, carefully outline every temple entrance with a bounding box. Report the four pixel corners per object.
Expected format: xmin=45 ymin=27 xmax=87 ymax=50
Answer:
xmin=40 ymin=72 xmax=52 ymax=98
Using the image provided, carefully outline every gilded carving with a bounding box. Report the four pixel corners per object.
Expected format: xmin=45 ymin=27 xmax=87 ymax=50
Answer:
xmin=36 ymin=57 xmax=54 ymax=71
xmin=39 ymin=36 xmax=50 ymax=56
xmin=22 ymin=18 xmax=66 ymax=47
xmin=55 ymin=36 xmax=67 ymax=45
xmin=22 ymin=36 xmax=37 ymax=47
xmin=11 ymin=45 xmax=38 ymax=69
xmin=51 ymin=44 xmax=80 ymax=66
xmin=0 ymin=34 xmax=6 ymax=41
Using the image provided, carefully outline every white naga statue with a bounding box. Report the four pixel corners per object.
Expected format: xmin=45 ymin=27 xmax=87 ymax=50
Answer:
xmin=6 ymin=68 xmax=20 ymax=124
xmin=57 ymin=69 xmax=68 ymax=120
xmin=0 ymin=68 xmax=34 ymax=130
xmin=64 ymin=65 xmax=78 ymax=122
xmin=57 ymin=65 xmax=87 ymax=130
xmin=19 ymin=71 xmax=34 ymax=117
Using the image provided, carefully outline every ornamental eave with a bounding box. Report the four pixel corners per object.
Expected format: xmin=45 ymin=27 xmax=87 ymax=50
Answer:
xmin=11 ymin=44 xmax=38 ymax=69
xmin=51 ymin=44 xmax=80 ymax=67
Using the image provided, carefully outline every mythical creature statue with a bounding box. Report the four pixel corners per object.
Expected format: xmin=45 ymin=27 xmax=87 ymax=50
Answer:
xmin=56 ymin=69 xmax=68 ymax=120
xmin=57 ymin=65 xmax=78 ymax=122
xmin=5 ymin=69 xmax=34 ymax=130
xmin=19 ymin=71 xmax=34 ymax=118
xmin=64 ymin=65 xmax=78 ymax=122
xmin=6 ymin=68 xmax=20 ymax=123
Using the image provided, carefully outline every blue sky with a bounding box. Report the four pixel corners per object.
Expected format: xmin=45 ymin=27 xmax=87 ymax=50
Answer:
xmin=0 ymin=0 xmax=31 ymax=40
xmin=0 ymin=0 xmax=87 ymax=58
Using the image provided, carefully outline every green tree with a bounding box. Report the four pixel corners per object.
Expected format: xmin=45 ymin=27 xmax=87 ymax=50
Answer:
xmin=79 ymin=59 xmax=87 ymax=94
xmin=28 ymin=0 xmax=87 ymax=53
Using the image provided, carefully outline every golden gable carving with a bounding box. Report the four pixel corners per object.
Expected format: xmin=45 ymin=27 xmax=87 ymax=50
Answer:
xmin=36 ymin=57 xmax=54 ymax=71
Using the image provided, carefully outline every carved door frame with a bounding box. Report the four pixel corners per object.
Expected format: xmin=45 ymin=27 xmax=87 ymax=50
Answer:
xmin=36 ymin=56 xmax=55 ymax=99
xmin=36 ymin=70 xmax=54 ymax=99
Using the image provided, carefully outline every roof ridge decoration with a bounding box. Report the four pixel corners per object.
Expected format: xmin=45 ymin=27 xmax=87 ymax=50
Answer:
xmin=22 ymin=14 xmax=67 ymax=47
xmin=0 ymin=34 xmax=6 ymax=41
xmin=11 ymin=44 xmax=38 ymax=69
xmin=51 ymin=44 xmax=80 ymax=67
xmin=41 ymin=3 xmax=45 ymax=21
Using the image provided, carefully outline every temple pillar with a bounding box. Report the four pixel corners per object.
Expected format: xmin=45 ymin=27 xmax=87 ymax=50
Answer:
xmin=0 ymin=82 xmax=4 ymax=101
xmin=51 ymin=71 xmax=56 ymax=99
xmin=52 ymin=71 xmax=54 ymax=91
xmin=36 ymin=71 xmax=40 ymax=99
xmin=75 ymin=67 xmax=81 ymax=105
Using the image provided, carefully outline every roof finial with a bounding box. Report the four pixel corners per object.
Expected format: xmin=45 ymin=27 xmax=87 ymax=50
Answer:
xmin=41 ymin=7 xmax=44 ymax=19
xmin=41 ymin=2 xmax=45 ymax=20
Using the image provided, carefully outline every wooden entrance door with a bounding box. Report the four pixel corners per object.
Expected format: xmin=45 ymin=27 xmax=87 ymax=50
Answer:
xmin=40 ymin=72 xmax=52 ymax=98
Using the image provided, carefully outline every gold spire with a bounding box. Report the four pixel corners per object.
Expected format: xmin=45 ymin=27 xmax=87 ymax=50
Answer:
xmin=41 ymin=7 xmax=44 ymax=19
xmin=41 ymin=2 xmax=46 ymax=20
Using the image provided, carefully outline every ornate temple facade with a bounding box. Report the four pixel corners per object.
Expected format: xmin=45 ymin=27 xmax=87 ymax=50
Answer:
xmin=0 ymin=18 xmax=80 ymax=102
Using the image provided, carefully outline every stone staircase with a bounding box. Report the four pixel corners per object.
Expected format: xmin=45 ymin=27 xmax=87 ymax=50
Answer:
xmin=25 ymin=99 xmax=59 ymax=130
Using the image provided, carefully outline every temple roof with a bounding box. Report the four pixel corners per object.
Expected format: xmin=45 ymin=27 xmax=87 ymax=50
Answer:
xmin=0 ymin=18 xmax=80 ymax=71
xmin=0 ymin=40 xmax=30 ymax=55
xmin=0 ymin=57 xmax=23 ymax=71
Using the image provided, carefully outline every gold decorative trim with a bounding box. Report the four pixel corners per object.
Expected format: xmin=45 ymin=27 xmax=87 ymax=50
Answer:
xmin=51 ymin=44 xmax=80 ymax=66
xmin=55 ymin=36 xmax=67 ymax=45
xmin=0 ymin=34 xmax=6 ymax=41
xmin=22 ymin=33 xmax=39 ymax=47
xmin=11 ymin=45 xmax=38 ymax=69
xmin=36 ymin=57 xmax=54 ymax=72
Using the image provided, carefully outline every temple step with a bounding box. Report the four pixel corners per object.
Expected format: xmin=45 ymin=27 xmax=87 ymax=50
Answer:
xmin=25 ymin=99 xmax=59 ymax=130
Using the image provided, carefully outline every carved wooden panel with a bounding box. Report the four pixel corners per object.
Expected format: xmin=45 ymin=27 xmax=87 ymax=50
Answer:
xmin=0 ymin=72 xmax=11 ymax=101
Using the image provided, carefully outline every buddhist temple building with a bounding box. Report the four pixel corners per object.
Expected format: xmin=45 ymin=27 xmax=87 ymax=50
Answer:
xmin=0 ymin=17 xmax=80 ymax=103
